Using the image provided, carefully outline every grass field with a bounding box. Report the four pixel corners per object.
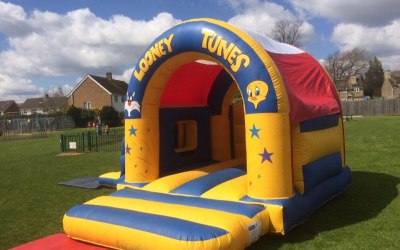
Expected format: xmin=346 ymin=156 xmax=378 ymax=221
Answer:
xmin=1 ymin=117 xmax=399 ymax=249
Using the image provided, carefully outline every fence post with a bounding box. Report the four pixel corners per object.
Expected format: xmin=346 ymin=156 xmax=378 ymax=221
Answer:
xmin=59 ymin=127 xmax=124 ymax=153
xmin=60 ymin=134 xmax=65 ymax=152
xmin=81 ymin=132 xmax=85 ymax=152
xmin=95 ymin=131 xmax=99 ymax=152
xmin=88 ymin=131 xmax=92 ymax=151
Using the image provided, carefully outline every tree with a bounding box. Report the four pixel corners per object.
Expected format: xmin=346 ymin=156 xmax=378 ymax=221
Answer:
xmin=66 ymin=105 xmax=97 ymax=128
xmin=52 ymin=87 xmax=65 ymax=97
xmin=393 ymin=73 xmax=400 ymax=87
xmin=272 ymin=19 xmax=304 ymax=47
xmin=364 ymin=57 xmax=384 ymax=97
xmin=325 ymin=48 xmax=369 ymax=89
xmin=100 ymin=106 xmax=121 ymax=127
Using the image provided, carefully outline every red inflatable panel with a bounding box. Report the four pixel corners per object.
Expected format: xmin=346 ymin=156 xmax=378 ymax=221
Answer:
xmin=160 ymin=61 xmax=222 ymax=106
xmin=268 ymin=52 xmax=341 ymax=123
xmin=11 ymin=233 xmax=108 ymax=250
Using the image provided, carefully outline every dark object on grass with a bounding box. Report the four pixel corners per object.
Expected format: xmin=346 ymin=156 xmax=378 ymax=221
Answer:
xmin=59 ymin=177 xmax=100 ymax=189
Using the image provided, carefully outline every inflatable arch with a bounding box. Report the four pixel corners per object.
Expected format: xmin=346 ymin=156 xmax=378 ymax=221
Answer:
xmin=64 ymin=19 xmax=351 ymax=249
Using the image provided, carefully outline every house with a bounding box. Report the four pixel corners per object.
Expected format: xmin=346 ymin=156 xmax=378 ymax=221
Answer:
xmin=381 ymin=70 xmax=400 ymax=99
xmin=0 ymin=100 xmax=19 ymax=116
xmin=337 ymin=75 xmax=364 ymax=101
xmin=20 ymin=95 xmax=68 ymax=115
xmin=67 ymin=72 xmax=128 ymax=112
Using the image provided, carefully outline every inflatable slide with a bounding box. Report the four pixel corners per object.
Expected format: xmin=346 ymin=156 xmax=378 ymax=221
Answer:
xmin=63 ymin=18 xmax=351 ymax=249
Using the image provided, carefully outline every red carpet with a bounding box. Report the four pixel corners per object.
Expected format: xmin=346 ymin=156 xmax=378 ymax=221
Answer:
xmin=11 ymin=233 xmax=109 ymax=250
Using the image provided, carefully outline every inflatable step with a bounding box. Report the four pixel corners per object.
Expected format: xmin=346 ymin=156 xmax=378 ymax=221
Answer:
xmin=64 ymin=189 xmax=269 ymax=250
xmin=170 ymin=168 xmax=245 ymax=196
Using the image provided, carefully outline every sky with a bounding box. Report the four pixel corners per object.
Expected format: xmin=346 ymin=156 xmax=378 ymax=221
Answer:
xmin=1 ymin=0 xmax=399 ymax=102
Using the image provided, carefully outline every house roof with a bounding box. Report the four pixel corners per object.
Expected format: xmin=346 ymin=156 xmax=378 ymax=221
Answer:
xmin=389 ymin=78 xmax=398 ymax=88
xmin=20 ymin=96 xmax=67 ymax=110
xmin=384 ymin=71 xmax=400 ymax=88
xmin=392 ymin=70 xmax=400 ymax=77
xmin=89 ymin=75 xmax=128 ymax=95
xmin=0 ymin=100 xmax=16 ymax=112
xmin=67 ymin=74 xmax=128 ymax=97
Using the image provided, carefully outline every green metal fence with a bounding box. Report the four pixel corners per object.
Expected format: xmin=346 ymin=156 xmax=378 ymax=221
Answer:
xmin=60 ymin=127 xmax=124 ymax=152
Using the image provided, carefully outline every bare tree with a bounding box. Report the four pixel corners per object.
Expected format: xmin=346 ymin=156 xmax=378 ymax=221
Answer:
xmin=42 ymin=87 xmax=67 ymax=113
xmin=325 ymin=48 xmax=369 ymax=89
xmin=272 ymin=19 xmax=304 ymax=47
xmin=51 ymin=87 xmax=65 ymax=97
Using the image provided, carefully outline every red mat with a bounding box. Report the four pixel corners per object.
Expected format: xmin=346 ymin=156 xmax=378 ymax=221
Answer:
xmin=11 ymin=233 xmax=109 ymax=250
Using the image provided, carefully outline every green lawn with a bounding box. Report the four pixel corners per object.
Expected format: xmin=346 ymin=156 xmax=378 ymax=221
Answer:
xmin=1 ymin=117 xmax=399 ymax=249
xmin=0 ymin=132 xmax=118 ymax=249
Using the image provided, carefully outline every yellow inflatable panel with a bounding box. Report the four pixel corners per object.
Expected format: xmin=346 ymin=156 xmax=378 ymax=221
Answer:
xmin=99 ymin=171 xmax=120 ymax=179
xmin=142 ymin=158 xmax=245 ymax=193
xmin=292 ymin=125 xmax=342 ymax=193
xmin=211 ymin=115 xmax=231 ymax=161
xmin=201 ymin=175 xmax=247 ymax=201
xmin=245 ymin=113 xmax=293 ymax=199
xmin=64 ymin=189 xmax=270 ymax=250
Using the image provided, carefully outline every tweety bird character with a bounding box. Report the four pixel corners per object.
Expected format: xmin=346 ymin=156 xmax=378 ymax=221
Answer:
xmin=246 ymin=80 xmax=268 ymax=109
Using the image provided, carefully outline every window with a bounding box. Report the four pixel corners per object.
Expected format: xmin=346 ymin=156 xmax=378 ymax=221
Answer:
xmin=175 ymin=120 xmax=197 ymax=153
xmin=114 ymin=95 xmax=118 ymax=102
xmin=121 ymin=96 xmax=126 ymax=102
xmin=83 ymin=101 xmax=92 ymax=110
xmin=353 ymin=87 xmax=360 ymax=92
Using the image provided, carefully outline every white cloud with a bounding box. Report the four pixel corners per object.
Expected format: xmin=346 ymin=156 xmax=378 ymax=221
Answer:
xmin=379 ymin=55 xmax=400 ymax=71
xmin=0 ymin=1 xmax=180 ymax=101
xmin=48 ymin=84 xmax=74 ymax=97
xmin=331 ymin=20 xmax=400 ymax=69
xmin=287 ymin=0 xmax=400 ymax=70
xmin=289 ymin=0 xmax=400 ymax=25
xmin=0 ymin=1 xmax=29 ymax=36
xmin=227 ymin=0 xmax=315 ymax=47
xmin=0 ymin=73 xmax=43 ymax=102
xmin=227 ymin=0 xmax=288 ymax=34
xmin=113 ymin=68 xmax=134 ymax=83
xmin=332 ymin=20 xmax=400 ymax=54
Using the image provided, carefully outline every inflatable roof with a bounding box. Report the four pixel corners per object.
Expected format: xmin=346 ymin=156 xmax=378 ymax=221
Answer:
xmin=127 ymin=19 xmax=341 ymax=123
xmin=64 ymin=18 xmax=351 ymax=250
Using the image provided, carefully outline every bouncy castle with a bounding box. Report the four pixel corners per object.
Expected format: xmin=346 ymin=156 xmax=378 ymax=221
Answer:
xmin=63 ymin=18 xmax=351 ymax=249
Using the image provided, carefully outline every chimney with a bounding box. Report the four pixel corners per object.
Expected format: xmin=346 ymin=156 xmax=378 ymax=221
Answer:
xmin=106 ymin=72 xmax=112 ymax=80
xmin=384 ymin=70 xmax=392 ymax=80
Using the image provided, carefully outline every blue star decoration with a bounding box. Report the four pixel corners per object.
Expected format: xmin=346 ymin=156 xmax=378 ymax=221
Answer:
xmin=126 ymin=144 xmax=131 ymax=155
xmin=259 ymin=147 xmax=273 ymax=164
xmin=129 ymin=125 xmax=137 ymax=136
xmin=249 ymin=123 xmax=261 ymax=139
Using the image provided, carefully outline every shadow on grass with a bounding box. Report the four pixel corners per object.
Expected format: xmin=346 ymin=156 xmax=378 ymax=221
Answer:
xmin=248 ymin=171 xmax=400 ymax=249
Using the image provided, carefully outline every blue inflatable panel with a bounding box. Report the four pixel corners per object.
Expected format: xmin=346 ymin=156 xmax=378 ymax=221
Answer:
xmin=99 ymin=176 xmax=124 ymax=187
xmin=159 ymin=107 xmax=213 ymax=175
xmin=117 ymin=180 xmax=148 ymax=188
xmin=120 ymin=137 xmax=125 ymax=176
xmin=300 ymin=114 xmax=339 ymax=132
xmin=170 ymin=168 xmax=245 ymax=196
xmin=303 ymin=152 xmax=343 ymax=193
xmin=241 ymin=166 xmax=351 ymax=232
xmin=208 ymin=70 xmax=234 ymax=115
xmin=111 ymin=188 xmax=265 ymax=219
xmin=66 ymin=204 xmax=228 ymax=241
